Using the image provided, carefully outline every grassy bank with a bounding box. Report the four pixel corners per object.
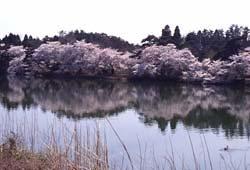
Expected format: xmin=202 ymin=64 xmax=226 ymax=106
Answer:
xmin=0 ymin=128 xmax=109 ymax=170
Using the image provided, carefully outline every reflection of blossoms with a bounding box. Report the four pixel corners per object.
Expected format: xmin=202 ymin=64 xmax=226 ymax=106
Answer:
xmin=137 ymin=85 xmax=250 ymax=122
xmin=4 ymin=78 xmax=250 ymax=122
xmin=5 ymin=78 xmax=137 ymax=116
xmin=6 ymin=42 xmax=250 ymax=84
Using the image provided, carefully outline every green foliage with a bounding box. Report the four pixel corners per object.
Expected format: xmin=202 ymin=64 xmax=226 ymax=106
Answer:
xmin=159 ymin=25 xmax=173 ymax=45
xmin=43 ymin=30 xmax=136 ymax=52
xmin=172 ymin=26 xmax=182 ymax=47
xmin=2 ymin=33 xmax=21 ymax=46
xmin=22 ymin=35 xmax=42 ymax=49
xmin=142 ymin=24 xmax=250 ymax=60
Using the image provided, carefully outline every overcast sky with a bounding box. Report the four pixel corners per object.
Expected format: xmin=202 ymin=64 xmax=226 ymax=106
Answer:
xmin=0 ymin=0 xmax=250 ymax=43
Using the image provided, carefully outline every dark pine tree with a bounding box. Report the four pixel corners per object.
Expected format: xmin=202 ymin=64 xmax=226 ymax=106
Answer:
xmin=22 ymin=34 xmax=29 ymax=47
xmin=172 ymin=26 xmax=182 ymax=47
xmin=2 ymin=33 xmax=21 ymax=46
xmin=242 ymin=27 xmax=249 ymax=39
xmin=184 ymin=32 xmax=202 ymax=59
xmin=22 ymin=35 xmax=42 ymax=49
xmin=159 ymin=25 xmax=172 ymax=45
xmin=141 ymin=35 xmax=159 ymax=46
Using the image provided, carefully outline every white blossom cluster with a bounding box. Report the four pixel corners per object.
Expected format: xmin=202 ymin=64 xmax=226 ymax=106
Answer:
xmin=133 ymin=44 xmax=199 ymax=79
xmin=136 ymin=44 xmax=250 ymax=84
xmin=30 ymin=41 xmax=132 ymax=76
xmin=7 ymin=46 xmax=27 ymax=76
xmin=7 ymin=46 xmax=26 ymax=58
xmin=5 ymin=41 xmax=250 ymax=84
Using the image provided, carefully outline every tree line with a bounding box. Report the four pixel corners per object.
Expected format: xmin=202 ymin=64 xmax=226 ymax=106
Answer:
xmin=1 ymin=24 xmax=250 ymax=60
xmin=0 ymin=30 xmax=136 ymax=52
xmin=142 ymin=24 xmax=250 ymax=60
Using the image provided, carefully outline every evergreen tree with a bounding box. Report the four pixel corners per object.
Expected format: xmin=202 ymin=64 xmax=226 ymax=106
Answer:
xmin=141 ymin=35 xmax=159 ymax=46
xmin=172 ymin=26 xmax=182 ymax=47
xmin=159 ymin=25 xmax=172 ymax=45
xmin=184 ymin=32 xmax=202 ymax=59
xmin=226 ymin=25 xmax=242 ymax=40
xmin=211 ymin=29 xmax=226 ymax=51
xmin=2 ymin=33 xmax=21 ymax=46
xmin=242 ymin=27 xmax=249 ymax=41
xmin=22 ymin=34 xmax=29 ymax=47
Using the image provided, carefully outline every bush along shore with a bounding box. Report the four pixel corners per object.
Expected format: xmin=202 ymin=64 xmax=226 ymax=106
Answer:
xmin=1 ymin=40 xmax=250 ymax=84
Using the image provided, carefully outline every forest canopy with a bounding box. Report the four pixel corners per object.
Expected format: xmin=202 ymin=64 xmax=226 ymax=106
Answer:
xmin=142 ymin=24 xmax=250 ymax=60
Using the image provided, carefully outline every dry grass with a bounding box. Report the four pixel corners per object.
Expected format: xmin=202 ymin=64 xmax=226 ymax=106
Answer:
xmin=0 ymin=130 xmax=109 ymax=170
xmin=0 ymin=120 xmax=109 ymax=170
xmin=0 ymin=132 xmax=48 ymax=170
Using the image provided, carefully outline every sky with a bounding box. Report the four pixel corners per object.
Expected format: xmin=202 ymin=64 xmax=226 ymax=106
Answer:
xmin=0 ymin=0 xmax=250 ymax=44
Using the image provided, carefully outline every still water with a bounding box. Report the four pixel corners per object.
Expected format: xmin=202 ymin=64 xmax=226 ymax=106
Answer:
xmin=0 ymin=77 xmax=250 ymax=169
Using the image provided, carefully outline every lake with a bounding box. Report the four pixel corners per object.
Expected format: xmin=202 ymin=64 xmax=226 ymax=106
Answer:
xmin=0 ymin=77 xmax=250 ymax=169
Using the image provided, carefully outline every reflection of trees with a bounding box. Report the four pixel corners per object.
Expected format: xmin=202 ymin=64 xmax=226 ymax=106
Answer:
xmin=3 ymin=77 xmax=137 ymax=118
xmin=184 ymin=107 xmax=248 ymax=137
xmin=138 ymin=84 xmax=250 ymax=137
xmin=142 ymin=106 xmax=250 ymax=138
xmin=1 ymin=77 xmax=250 ymax=137
xmin=134 ymin=83 xmax=250 ymax=138
xmin=0 ymin=77 xmax=34 ymax=110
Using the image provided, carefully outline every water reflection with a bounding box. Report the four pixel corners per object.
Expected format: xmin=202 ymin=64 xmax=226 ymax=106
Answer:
xmin=1 ymin=77 xmax=250 ymax=137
